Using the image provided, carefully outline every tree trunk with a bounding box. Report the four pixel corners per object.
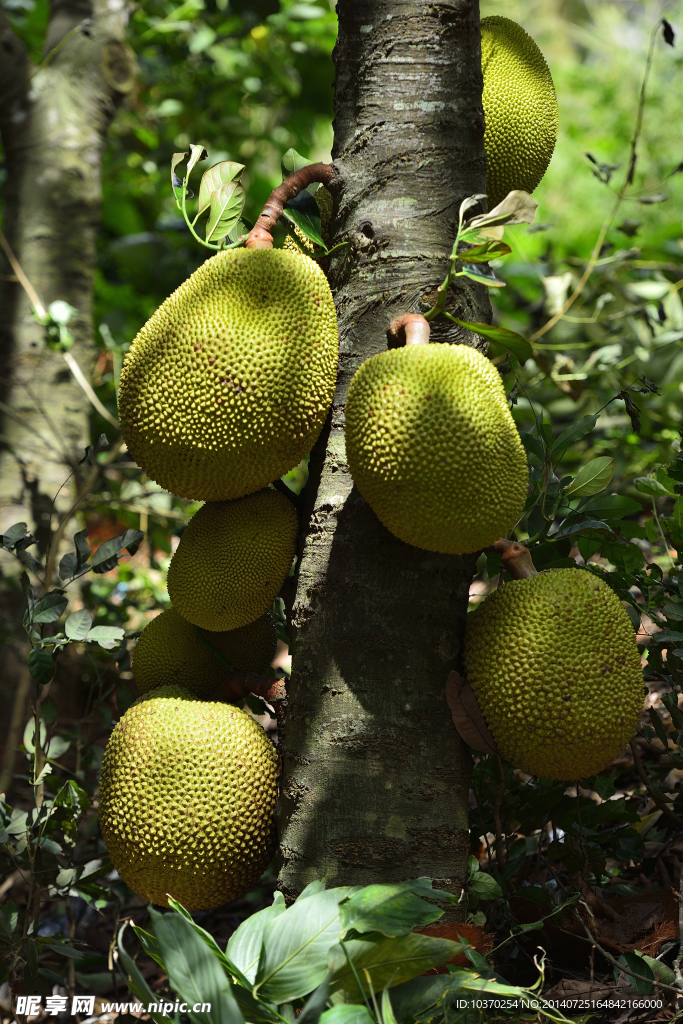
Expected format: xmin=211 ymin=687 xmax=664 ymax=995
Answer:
xmin=0 ymin=0 xmax=135 ymax=543
xmin=278 ymin=0 xmax=490 ymax=908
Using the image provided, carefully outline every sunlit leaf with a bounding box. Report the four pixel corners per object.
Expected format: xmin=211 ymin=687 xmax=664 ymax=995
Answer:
xmin=564 ymin=457 xmax=615 ymax=497
xmin=198 ymin=160 xmax=246 ymax=215
xmin=446 ymin=318 xmax=531 ymax=363
xmin=206 ymin=180 xmax=246 ymax=242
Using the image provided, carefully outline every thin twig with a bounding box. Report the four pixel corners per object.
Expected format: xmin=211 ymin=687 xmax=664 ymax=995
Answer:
xmin=629 ymin=738 xmax=683 ymax=830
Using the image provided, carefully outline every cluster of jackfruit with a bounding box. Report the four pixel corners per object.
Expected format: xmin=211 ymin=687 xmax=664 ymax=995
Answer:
xmin=104 ymin=244 xmax=337 ymax=908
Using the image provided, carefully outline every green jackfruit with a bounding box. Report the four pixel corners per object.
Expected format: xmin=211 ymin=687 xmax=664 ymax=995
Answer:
xmin=167 ymin=489 xmax=298 ymax=631
xmin=118 ymin=248 xmax=338 ymax=501
xmin=463 ymin=568 xmax=644 ymax=780
xmin=99 ymin=686 xmax=278 ymax=908
xmin=132 ymin=607 xmax=278 ymax=696
xmin=481 ymin=17 xmax=558 ymax=209
xmin=344 ymin=343 xmax=528 ymax=554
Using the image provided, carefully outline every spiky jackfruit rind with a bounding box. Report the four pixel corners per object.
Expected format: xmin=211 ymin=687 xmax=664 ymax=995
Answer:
xmin=99 ymin=686 xmax=278 ymax=909
xmin=344 ymin=343 xmax=528 ymax=554
xmin=167 ymin=489 xmax=298 ymax=632
xmin=118 ymin=248 xmax=338 ymax=501
xmin=132 ymin=607 xmax=278 ymax=696
xmin=463 ymin=568 xmax=644 ymax=780
xmin=481 ymin=16 xmax=558 ymax=209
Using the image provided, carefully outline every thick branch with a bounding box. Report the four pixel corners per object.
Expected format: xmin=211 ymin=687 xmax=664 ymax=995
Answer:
xmin=246 ymin=163 xmax=335 ymax=249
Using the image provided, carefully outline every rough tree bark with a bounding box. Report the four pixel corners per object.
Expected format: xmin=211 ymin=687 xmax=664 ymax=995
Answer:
xmin=0 ymin=0 xmax=136 ymax=542
xmin=278 ymin=0 xmax=491 ymax=908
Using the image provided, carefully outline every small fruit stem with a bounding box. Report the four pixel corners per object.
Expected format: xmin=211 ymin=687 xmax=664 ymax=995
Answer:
xmin=245 ymin=163 xmax=335 ymax=249
xmin=490 ymin=538 xmax=538 ymax=579
xmin=387 ymin=314 xmax=431 ymax=347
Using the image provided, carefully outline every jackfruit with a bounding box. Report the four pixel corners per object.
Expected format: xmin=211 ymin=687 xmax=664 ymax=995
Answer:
xmin=463 ymin=568 xmax=644 ymax=780
xmin=118 ymin=248 xmax=338 ymax=501
xmin=132 ymin=607 xmax=278 ymax=696
xmin=344 ymin=343 xmax=528 ymax=553
xmin=481 ymin=17 xmax=558 ymax=209
xmin=99 ymin=686 xmax=278 ymax=909
xmin=167 ymin=489 xmax=297 ymax=631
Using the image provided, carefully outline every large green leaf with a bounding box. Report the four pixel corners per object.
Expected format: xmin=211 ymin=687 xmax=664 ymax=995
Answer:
xmin=33 ymin=591 xmax=68 ymax=624
xmin=118 ymin=924 xmax=176 ymax=1024
xmin=328 ymin=932 xmax=462 ymax=1001
xmin=206 ymin=180 xmax=246 ymax=243
xmin=254 ymin=887 xmax=361 ymax=1003
xmin=167 ymin=898 xmax=252 ymax=988
xmin=227 ymin=892 xmax=286 ymax=983
xmin=150 ymin=907 xmax=245 ymax=1024
xmin=198 ymin=160 xmax=245 ymax=215
xmin=579 ymin=495 xmax=642 ymax=520
xmin=338 ymin=879 xmax=450 ymax=937
xmin=564 ymin=457 xmax=615 ymax=497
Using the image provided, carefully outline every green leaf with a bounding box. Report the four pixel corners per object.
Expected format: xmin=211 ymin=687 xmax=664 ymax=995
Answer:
xmin=227 ymin=891 xmax=286 ymax=984
xmin=519 ymin=432 xmax=546 ymax=462
xmin=37 ymin=836 xmax=61 ymax=855
xmin=579 ymin=495 xmax=642 ymax=520
xmin=206 ymin=181 xmax=247 ymax=243
xmin=339 ymin=879 xmax=449 ymax=937
xmin=635 ymin=476 xmax=674 ymax=497
xmin=467 ymin=873 xmax=502 ymax=901
xmin=118 ymin=924 xmax=174 ymax=1024
xmin=198 ymin=160 xmax=245 ymax=216
xmin=254 ymin=887 xmax=361 ymax=1002
xmin=2 ymin=522 xmax=28 ymax=549
xmin=328 ymin=933 xmax=462 ymax=1001
xmin=33 ymin=591 xmax=68 ymax=624
xmin=85 ymin=625 xmax=125 ymax=650
xmin=45 ymin=942 xmax=84 ymax=960
xmin=151 ymin=908 xmax=245 ymax=1024
xmin=459 ymin=240 xmax=512 ymax=262
xmin=6 ymin=808 xmax=28 ymax=837
xmin=318 ymin=1008 xmax=374 ymax=1024
xmin=564 ymin=457 xmax=615 ymax=497
xmin=166 ymin=898 xmax=252 ymax=989
xmin=172 ymin=151 xmax=189 ymax=202
xmin=65 ymin=609 xmax=92 ymax=640
xmin=298 ymin=977 xmax=331 ymax=1024
xmin=283 ymin=191 xmax=325 ymax=249
xmin=445 ymin=318 xmax=531 ymax=363
xmin=616 ymin=951 xmax=655 ymax=996
xmin=59 ymin=529 xmax=91 ymax=580
xmin=23 ymin=717 xmax=46 ymax=755
xmin=28 ymin=648 xmax=55 ymax=685
xmin=91 ymin=529 xmax=144 ymax=574
xmin=281 ymin=149 xmax=310 ymax=177
xmin=554 ymin=518 xmax=613 ymax=540
xmin=459 ymin=263 xmax=506 ymax=288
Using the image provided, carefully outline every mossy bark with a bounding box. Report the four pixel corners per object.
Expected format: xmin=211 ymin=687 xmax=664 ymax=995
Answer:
xmin=0 ymin=0 xmax=135 ymax=542
xmin=277 ymin=0 xmax=490 ymax=909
